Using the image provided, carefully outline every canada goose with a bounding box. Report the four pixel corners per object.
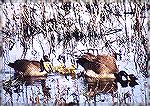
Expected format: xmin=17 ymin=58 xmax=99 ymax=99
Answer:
xmin=114 ymin=71 xmax=138 ymax=87
xmin=8 ymin=58 xmax=52 ymax=77
xmin=76 ymin=53 xmax=118 ymax=94
xmin=77 ymin=53 xmax=118 ymax=78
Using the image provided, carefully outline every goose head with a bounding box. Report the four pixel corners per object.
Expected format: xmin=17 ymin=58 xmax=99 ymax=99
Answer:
xmin=114 ymin=71 xmax=138 ymax=87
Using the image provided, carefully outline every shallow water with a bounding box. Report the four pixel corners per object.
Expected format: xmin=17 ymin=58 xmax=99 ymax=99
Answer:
xmin=1 ymin=67 xmax=148 ymax=106
xmin=1 ymin=41 xmax=149 ymax=105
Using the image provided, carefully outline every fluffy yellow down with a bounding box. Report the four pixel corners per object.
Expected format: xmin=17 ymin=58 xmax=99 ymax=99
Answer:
xmin=43 ymin=62 xmax=76 ymax=75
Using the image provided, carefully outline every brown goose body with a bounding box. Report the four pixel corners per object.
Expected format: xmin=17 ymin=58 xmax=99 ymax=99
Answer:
xmin=77 ymin=53 xmax=118 ymax=94
xmin=77 ymin=53 xmax=118 ymax=77
xmin=8 ymin=59 xmax=48 ymax=77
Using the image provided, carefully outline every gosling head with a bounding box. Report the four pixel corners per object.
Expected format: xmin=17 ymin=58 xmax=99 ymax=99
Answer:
xmin=43 ymin=62 xmax=53 ymax=73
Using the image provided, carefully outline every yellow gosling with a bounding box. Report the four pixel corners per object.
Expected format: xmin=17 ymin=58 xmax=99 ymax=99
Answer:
xmin=66 ymin=64 xmax=76 ymax=74
xmin=43 ymin=62 xmax=77 ymax=75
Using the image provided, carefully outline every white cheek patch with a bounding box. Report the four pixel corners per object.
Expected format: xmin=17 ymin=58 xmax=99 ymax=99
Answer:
xmin=121 ymin=76 xmax=127 ymax=81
